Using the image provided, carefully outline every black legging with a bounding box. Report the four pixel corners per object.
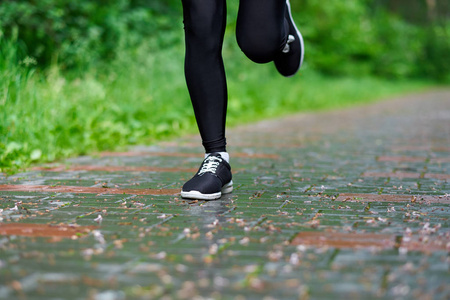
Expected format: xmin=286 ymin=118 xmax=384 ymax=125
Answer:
xmin=182 ymin=0 xmax=288 ymax=153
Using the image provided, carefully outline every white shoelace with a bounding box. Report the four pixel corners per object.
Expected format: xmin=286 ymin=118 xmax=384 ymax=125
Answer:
xmin=198 ymin=156 xmax=222 ymax=175
xmin=282 ymin=35 xmax=296 ymax=53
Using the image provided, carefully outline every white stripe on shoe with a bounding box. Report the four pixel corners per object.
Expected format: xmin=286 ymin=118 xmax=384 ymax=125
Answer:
xmin=181 ymin=180 xmax=233 ymax=200
xmin=285 ymin=0 xmax=304 ymax=77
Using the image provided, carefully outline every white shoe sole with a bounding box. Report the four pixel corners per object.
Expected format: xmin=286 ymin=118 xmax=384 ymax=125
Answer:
xmin=181 ymin=180 xmax=233 ymax=200
xmin=285 ymin=0 xmax=304 ymax=77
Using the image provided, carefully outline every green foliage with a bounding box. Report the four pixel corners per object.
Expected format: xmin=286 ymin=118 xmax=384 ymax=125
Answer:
xmin=370 ymin=10 xmax=424 ymax=78
xmin=0 ymin=0 xmax=181 ymax=69
xmin=0 ymin=0 xmax=447 ymax=172
xmin=421 ymin=23 xmax=450 ymax=82
xmin=0 ymin=34 xmax=429 ymax=172
xmin=293 ymin=0 xmax=450 ymax=81
xmin=1 ymin=0 xmax=449 ymax=79
xmin=0 ymin=36 xmax=191 ymax=171
xmin=296 ymin=0 xmax=379 ymax=76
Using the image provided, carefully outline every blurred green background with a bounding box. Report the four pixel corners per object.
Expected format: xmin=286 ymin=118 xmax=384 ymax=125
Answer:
xmin=1 ymin=0 xmax=449 ymax=172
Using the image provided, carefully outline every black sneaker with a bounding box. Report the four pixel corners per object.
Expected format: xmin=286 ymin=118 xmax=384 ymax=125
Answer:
xmin=274 ymin=0 xmax=304 ymax=77
xmin=181 ymin=153 xmax=233 ymax=200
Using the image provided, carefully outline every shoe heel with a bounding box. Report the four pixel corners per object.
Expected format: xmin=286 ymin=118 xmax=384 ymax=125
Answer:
xmin=221 ymin=180 xmax=233 ymax=194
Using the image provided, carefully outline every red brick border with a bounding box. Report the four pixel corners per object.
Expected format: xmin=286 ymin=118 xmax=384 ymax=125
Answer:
xmin=363 ymin=172 xmax=450 ymax=180
xmin=336 ymin=193 xmax=449 ymax=203
xmin=0 ymin=223 xmax=96 ymax=238
xmin=0 ymin=184 xmax=179 ymax=195
xmin=391 ymin=146 xmax=450 ymax=152
xmin=99 ymin=151 xmax=279 ymax=159
xmin=377 ymin=156 xmax=427 ymax=162
xmin=291 ymin=231 xmax=448 ymax=252
xmin=363 ymin=171 xmax=421 ymax=179
xmin=32 ymin=165 xmax=197 ymax=173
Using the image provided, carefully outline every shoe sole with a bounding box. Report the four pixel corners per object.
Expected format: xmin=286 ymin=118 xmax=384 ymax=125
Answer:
xmin=181 ymin=180 xmax=233 ymax=200
xmin=285 ymin=0 xmax=304 ymax=77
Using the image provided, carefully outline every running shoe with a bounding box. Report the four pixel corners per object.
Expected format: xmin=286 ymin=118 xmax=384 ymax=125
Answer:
xmin=274 ymin=0 xmax=304 ymax=77
xmin=181 ymin=153 xmax=233 ymax=200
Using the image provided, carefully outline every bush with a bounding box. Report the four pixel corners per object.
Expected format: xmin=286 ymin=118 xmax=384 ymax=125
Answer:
xmin=420 ymin=22 xmax=450 ymax=82
xmin=1 ymin=1 xmax=439 ymax=172
xmin=295 ymin=0 xmax=380 ymax=76
xmin=370 ymin=10 xmax=424 ymax=79
xmin=289 ymin=0 xmax=449 ymax=81
xmin=1 ymin=0 xmax=448 ymax=81
xmin=0 ymin=0 xmax=181 ymax=69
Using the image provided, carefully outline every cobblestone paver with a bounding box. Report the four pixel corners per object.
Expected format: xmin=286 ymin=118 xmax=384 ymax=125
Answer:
xmin=0 ymin=90 xmax=449 ymax=299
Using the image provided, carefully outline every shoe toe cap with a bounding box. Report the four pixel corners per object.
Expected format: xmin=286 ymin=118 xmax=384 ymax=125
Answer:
xmin=182 ymin=175 xmax=222 ymax=194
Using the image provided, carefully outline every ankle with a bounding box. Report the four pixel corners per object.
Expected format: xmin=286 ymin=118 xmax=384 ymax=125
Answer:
xmin=205 ymin=152 xmax=229 ymax=163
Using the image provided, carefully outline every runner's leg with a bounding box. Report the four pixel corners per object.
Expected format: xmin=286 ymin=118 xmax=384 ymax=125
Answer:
xmin=236 ymin=0 xmax=287 ymax=63
xmin=236 ymin=0 xmax=304 ymax=76
xmin=182 ymin=0 xmax=228 ymax=153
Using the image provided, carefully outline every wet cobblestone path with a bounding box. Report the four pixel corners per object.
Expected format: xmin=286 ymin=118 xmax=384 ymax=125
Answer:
xmin=1 ymin=90 xmax=449 ymax=300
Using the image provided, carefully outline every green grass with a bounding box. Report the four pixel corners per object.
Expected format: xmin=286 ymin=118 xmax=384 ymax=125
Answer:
xmin=0 ymin=36 xmax=433 ymax=173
